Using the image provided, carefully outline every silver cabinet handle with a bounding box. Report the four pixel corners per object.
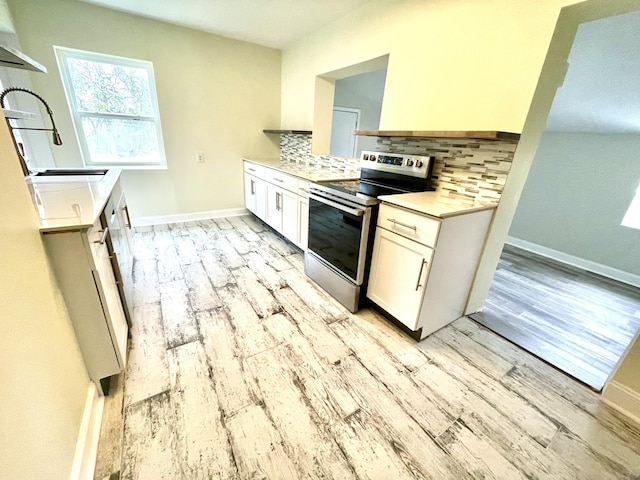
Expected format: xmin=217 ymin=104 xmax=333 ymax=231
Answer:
xmin=276 ymin=192 xmax=281 ymax=210
xmin=388 ymin=218 xmax=417 ymax=231
xmin=250 ymin=179 xmax=255 ymax=195
xmin=248 ymin=167 xmax=256 ymax=172
xmin=123 ymin=204 xmax=132 ymax=229
xmin=95 ymin=227 xmax=110 ymax=245
xmin=415 ymin=258 xmax=427 ymax=291
xmin=274 ymin=177 xmax=284 ymax=183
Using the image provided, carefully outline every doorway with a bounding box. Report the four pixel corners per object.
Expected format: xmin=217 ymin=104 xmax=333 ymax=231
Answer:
xmin=330 ymin=106 xmax=360 ymax=157
xmin=470 ymin=8 xmax=640 ymax=392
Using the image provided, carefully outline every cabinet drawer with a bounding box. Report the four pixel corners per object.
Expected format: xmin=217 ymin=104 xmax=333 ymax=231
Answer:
xmin=378 ymin=203 xmax=440 ymax=247
xmin=244 ymin=162 xmax=265 ymax=179
xmin=265 ymin=168 xmax=298 ymax=192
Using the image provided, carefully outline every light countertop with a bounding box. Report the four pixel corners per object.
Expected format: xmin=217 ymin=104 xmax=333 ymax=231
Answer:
xmin=379 ymin=191 xmax=497 ymax=219
xmin=26 ymin=168 xmax=121 ymax=232
xmin=243 ymin=157 xmax=360 ymax=183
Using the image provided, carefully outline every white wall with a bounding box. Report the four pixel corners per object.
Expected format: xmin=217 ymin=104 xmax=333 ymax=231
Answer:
xmin=0 ymin=0 xmax=13 ymax=32
xmin=281 ymin=0 xmax=578 ymax=133
xmin=8 ymin=0 xmax=282 ymax=219
xmin=508 ymin=132 xmax=640 ymax=276
xmin=0 ymin=109 xmax=90 ymax=478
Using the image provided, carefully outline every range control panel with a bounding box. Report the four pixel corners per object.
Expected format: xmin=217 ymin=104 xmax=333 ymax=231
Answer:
xmin=360 ymin=150 xmax=434 ymax=178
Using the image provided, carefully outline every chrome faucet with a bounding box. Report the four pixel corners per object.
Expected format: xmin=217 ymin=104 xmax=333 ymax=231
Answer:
xmin=0 ymin=87 xmax=63 ymax=176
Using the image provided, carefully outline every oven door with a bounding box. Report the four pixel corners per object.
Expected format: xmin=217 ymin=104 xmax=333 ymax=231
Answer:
xmin=307 ymin=192 xmax=372 ymax=285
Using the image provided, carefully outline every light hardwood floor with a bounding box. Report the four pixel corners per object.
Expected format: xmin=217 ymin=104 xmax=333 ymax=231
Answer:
xmin=94 ymin=216 xmax=640 ymax=479
xmin=470 ymin=244 xmax=640 ymax=391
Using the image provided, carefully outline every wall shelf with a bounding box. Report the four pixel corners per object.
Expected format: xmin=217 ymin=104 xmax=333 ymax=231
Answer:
xmin=0 ymin=44 xmax=47 ymax=73
xmin=354 ymin=130 xmax=521 ymax=142
xmin=263 ymin=129 xmax=312 ymax=135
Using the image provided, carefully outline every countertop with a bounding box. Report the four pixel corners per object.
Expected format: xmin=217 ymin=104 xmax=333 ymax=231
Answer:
xmin=243 ymin=157 xmax=359 ymax=183
xmin=26 ymin=168 xmax=121 ymax=232
xmin=379 ymin=191 xmax=497 ymax=219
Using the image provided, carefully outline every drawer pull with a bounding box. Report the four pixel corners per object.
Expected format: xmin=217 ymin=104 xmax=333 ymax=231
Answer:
xmin=415 ymin=258 xmax=427 ymax=291
xmin=95 ymin=227 xmax=110 ymax=245
xmin=274 ymin=178 xmax=284 ymax=183
xmin=248 ymin=167 xmax=256 ymax=172
xmin=388 ymin=218 xmax=417 ymax=231
xmin=123 ymin=205 xmax=132 ymax=229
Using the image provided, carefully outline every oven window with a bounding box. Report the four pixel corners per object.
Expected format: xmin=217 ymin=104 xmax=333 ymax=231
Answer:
xmin=307 ymin=198 xmax=365 ymax=283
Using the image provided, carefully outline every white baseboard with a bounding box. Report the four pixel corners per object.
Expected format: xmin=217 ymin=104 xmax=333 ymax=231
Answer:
xmin=601 ymin=380 xmax=640 ymax=430
xmin=506 ymin=236 xmax=640 ymax=288
xmin=70 ymin=382 xmax=104 ymax=480
xmin=132 ymin=207 xmax=249 ymax=227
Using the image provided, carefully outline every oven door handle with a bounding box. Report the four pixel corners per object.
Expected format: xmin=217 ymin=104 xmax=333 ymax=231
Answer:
xmin=309 ymin=192 xmax=365 ymax=217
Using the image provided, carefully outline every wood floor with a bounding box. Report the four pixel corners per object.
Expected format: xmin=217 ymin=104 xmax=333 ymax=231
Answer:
xmin=471 ymin=244 xmax=640 ymax=391
xmin=94 ymin=217 xmax=640 ymax=480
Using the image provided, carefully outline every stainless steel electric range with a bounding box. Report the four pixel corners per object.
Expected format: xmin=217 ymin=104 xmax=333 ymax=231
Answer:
xmin=305 ymin=150 xmax=435 ymax=312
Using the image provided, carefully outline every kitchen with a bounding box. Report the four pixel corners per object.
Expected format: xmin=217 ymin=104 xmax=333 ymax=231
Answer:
xmin=2 ymin=0 xmax=640 ymax=479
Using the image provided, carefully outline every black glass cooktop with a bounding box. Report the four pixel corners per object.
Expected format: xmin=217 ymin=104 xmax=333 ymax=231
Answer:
xmin=324 ymin=179 xmax=413 ymax=199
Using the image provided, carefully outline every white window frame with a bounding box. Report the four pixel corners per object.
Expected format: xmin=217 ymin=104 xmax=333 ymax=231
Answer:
xmin=54 ymin=46 xmax=166 ymax=169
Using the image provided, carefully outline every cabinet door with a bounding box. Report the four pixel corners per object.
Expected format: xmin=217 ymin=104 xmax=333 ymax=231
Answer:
xmin=244 ymin=173 xmax=258 ymax=214
xmin=117 ymin=193 xmax=134 ymax=264
xmin=92 ymin=238 xmax=128 ymax=369
xmin=254 ymin=177 xmax=266 ymax=220
xmin=281 ymin=188 xmax=298 ymax=243
xmin=115 ymin=194 xmax=134 ymax=321
xmin=367 ymin=227 xmax=433 ymax=331
xmin=297 ymin=196 xmax=309 ymax=250
xmin=245 ymin=173 xmax=267 ymax=221
xmin=265 ymin=183 xmax=283 ymax=232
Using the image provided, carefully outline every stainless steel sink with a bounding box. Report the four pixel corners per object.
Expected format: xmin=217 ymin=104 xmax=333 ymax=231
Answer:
xmin=31 ymin=169 xmax=109 ymax=176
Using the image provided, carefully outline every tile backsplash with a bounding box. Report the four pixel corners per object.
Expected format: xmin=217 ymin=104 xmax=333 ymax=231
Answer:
xmin=279 ymin=133 xmax=360 ymax=172
xmin=279 ymin=133 xmax=518 ymax=203
xmin=376 ymin=137 xmax=517 ymax=203
xmin=280 ymin=133 xmax=312 ymax=163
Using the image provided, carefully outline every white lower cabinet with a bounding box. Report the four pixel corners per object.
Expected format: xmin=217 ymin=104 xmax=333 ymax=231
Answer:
xmin=266 ymin=182 xmax=298 ymax=238
xmin=367 ymin=227 xmax=433 ymax=328
xmin=244 ymin=172 xmax=266 ymax=219
xmin=367 ymin=202 xmax=494 ymax=338
xmin=281 ymin=188 xmax=298 ymax=241
xmin=244 ymin=160 xmax=309 ymax=250
xmin=44 ymin=214 xmax=129 ymax=395
xmin=105 ymin=183 xmax=134 ymax=325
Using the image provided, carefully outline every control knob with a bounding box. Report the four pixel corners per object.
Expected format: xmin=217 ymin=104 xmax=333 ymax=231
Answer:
xmin=370 ymin=155 xmax=377 ymax=161
xmin=363 ymin=154 xmax=369 ymax=160
xmin=415 ymin=159 xmax=424 ymax=168
xmin=406 ymin=159 xmax=414 ymax=166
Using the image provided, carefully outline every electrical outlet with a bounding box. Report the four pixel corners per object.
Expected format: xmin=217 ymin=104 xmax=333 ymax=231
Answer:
xmin=197 ymin=152 xmax=205 ymax=163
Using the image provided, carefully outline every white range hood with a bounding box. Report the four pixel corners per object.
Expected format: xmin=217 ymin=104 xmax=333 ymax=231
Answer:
xmin=0 ymin=44 xmax=46 ymax=73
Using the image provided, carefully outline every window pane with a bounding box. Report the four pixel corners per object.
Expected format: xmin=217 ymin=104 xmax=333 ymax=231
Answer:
xmin=68 ymin=58 xmax=153 ymax=116
xmin=81 ymin=116 xmax=160 ymax=164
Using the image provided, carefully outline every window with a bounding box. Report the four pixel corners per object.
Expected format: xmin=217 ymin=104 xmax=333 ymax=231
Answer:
xmin=622 ymin=182 xmax=640 ymax=230
xmin=54 ymin=46 xmax=166 ymax=168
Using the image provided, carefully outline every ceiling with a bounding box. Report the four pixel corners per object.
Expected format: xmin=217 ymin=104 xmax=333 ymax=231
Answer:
xmin=76 ymin=0 xmax=370 ymax=50
xmin=545 ymin=10 xmax=640 ymax=134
